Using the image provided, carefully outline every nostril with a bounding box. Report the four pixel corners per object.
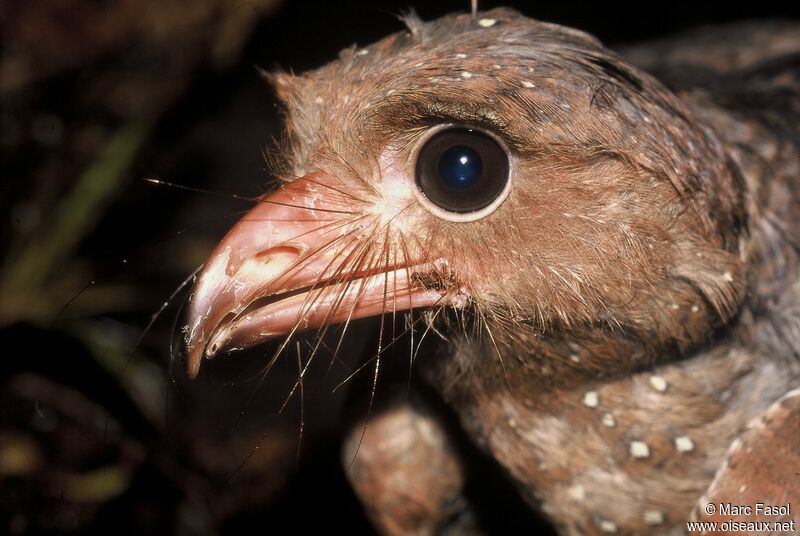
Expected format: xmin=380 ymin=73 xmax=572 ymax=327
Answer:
xmin=255 ymin=244 xmax=302 ymax=262
xmin=235 ymin=244 xmax=303 ymax=283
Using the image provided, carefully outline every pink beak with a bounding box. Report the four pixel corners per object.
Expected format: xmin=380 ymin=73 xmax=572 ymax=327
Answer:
xmin=183 ymin=174 xmax=448 ymax=378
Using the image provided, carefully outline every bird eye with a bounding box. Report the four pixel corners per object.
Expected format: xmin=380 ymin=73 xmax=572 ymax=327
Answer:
xmin=415 ymin=127 xmax=510 ymax=216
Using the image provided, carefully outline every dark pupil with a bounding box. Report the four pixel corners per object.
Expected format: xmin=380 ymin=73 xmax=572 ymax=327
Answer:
xmin=438 ymin=145 xmax=482 ymax=189
xmin=415 ymin=127 xmax=509 ymax=214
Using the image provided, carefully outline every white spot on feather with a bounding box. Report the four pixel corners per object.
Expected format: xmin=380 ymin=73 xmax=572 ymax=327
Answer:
xmin=567 ymin=484 xmax=585 ymax=501
xmin=674 ymin=436 xmax=695 ymax=453
xmin=602 ymin=412 xmax=616 ymax=427
xmin=599 ymin=519 xmax=617 ymax=533
xmin=583 ymin=391 xmax=599 ymax=408
xmin=478 ymin=18 xmax=497 ymax=27
xmin=630 ymin=441 xmax=650 ymax=458
xmin=521 ymin=80 xmax=535 ymax=88
xmin=723 ymin=271 xmax=734 ymax=282
xmin=649 ymin=375 xmax=668 ymax=392
xmin=644 ymin=510 xmax=665 ymax=525
xmin=461 ymin=71 xmax=473 ymax=79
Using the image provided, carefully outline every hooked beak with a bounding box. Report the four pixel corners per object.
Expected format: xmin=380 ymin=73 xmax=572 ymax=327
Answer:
xmin=182 ymin=174 xmax=449 ymax=379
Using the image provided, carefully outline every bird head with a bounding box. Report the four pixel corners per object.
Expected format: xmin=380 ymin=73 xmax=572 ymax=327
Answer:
xmin=183 ymin=8 xmax=748 ymax=381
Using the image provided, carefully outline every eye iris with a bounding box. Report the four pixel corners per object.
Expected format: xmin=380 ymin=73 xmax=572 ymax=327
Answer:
xmin=438 ymin=145 xmax=482 ymax=189
xmin=415 ymin=127 xmax=510 ymax=215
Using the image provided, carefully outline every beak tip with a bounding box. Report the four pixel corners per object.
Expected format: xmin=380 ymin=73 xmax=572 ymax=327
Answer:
xmin=184 ymin=344 xmax=203 ymax=379
xmin=186 ymin=365 xmax=200 ymax=380
xmin=183 ymin=319 xmax=209 ymax=380
xmin=183 ymin=320 xmax=224 ymax=379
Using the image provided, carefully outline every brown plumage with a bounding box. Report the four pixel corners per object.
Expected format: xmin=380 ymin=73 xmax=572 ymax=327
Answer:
xmin=182 ymin=8 xmax=800 ymax=535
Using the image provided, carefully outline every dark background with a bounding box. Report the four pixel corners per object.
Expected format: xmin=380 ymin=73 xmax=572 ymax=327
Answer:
xmin=2 ymin=1 xmax=799 ymax=534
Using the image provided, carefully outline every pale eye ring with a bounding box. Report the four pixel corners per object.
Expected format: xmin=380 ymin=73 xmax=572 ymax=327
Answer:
xmin=413 ymin=125 xmax=512 ymax=221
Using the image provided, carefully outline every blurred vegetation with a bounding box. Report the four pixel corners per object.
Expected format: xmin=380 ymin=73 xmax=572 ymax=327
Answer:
xmin=0 ymin=1 xmax=377 ymax=534
xmin=1 ymin=0 xmax=276 ymax=324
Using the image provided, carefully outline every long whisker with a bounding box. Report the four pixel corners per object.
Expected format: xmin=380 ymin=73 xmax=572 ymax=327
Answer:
xmin=105 ymin=266 xmax=203 ymax=439
xmin=223 ymin=424 xmax=273 ymax=486
xmin=321 ymin=222 xmax=388 ymax=372
xmin=295 ymin=341 xmax=305 ymax=468
xmin=224 ymin=216 xmax=370 ymax=333
xmin=318 ymin=141 xmax=380 ymax=198
xmin=135 ymin=266 xmax=202 ymax=355
xmin=482 ymin=314 xmax=512 ymax=387
xmin=262 ymin=213 xmax=373 ymax=295
xmin=411 ymin=303 xmax=442 ymax=367
xmin=331 ymin=303 xmax=447 ymax=393
xmin=236 ymin=230 xmax=370 ymax=422
xmin=396 ymin=232 xmax=417 ymax=390
xmin=279 ymin=224 xmax=385 ymax=411
xmin=234 ymin=218 xmax=379 ymax=421
xmin=343 ymin=302 xmax=385 ymax=473
xmin=253 ymin=198 xmax=358 ymax=215
xmin=234 ymin=332 xmax=293 ymax=427
xmin=290 ymin=214 xmax=390 ymax=374
xmin=340 ymin=220 xmax=415 ymax=471
xmin=300 ymin=175 xmax=369 ymax=204
xmin=50 ymin=280 xmax=96 ymax=328
xmin=143 ymin=177 xmax=258 ymax=202
xmin=315 ymin=202 xmax=414 ymax=380
xmin=160 ymin=292 xmax=193 ymax=434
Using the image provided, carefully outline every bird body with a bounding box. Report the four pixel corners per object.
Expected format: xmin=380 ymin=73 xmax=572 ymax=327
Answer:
xmin=183 ymin=9 xmax=800 ymax=535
